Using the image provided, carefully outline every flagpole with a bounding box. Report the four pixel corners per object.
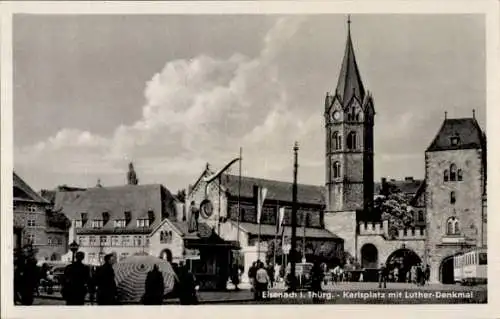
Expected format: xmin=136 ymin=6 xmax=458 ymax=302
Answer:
xmin=237 ymin=147 xmax=242 ymax=245
xmin=258 ymin=214 xmax=261 ymax=262
xmin=302 ymin=212 xmax=306 ymax=262
xmin=273 ymin=201 xmax=279 ymax=267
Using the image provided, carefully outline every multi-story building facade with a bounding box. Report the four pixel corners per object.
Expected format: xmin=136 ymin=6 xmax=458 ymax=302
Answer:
xmin=13 ymin=172 xmax=70 ymax=260
xmin=424 ymin=116 xmax=487 ymax=283
xmin=55 ymin=183 xmax=179 ymax=264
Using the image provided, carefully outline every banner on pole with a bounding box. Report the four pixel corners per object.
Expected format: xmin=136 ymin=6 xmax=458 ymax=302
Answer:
xmin=277 ymin=207 xmax=286 ymax=234
xmin=256 ymin=187 xmax=268 ymax=224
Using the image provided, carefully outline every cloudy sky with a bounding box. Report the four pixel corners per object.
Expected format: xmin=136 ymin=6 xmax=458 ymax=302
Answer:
xmin=13 ymin=14 xmax=485 ymax=193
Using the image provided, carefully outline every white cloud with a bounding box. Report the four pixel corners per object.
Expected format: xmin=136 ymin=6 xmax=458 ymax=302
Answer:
xmin=14 ymin=17 xmax=317 ymax=190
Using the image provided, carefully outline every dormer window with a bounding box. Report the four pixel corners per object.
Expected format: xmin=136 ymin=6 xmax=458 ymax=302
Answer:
xmin=137 ymin=219 xmax=150 ymax=228
xmin=114 ymin=219 xmax=127 ymax=228
xmin=450 ymin=134 xmax=460 ymax=146
xmin=91 ymin=220 xmax=104 ymax=229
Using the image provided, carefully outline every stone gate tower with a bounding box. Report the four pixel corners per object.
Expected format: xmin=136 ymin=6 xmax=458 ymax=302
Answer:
xmin=323 ymin=17 xmax=375 ymax=259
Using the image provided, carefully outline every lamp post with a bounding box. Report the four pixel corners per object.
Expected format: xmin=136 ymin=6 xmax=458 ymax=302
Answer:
xmin=288 ymin=141 xmax=299 ymax=292
xmin=69 ymin=240 xmax=79 ymax=263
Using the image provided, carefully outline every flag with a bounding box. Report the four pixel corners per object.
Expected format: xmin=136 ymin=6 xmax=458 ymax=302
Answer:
xmin=256 ymin=187 xmax=268 ymax=224
xmin=277 ymin=207 xmax=285 ymax=234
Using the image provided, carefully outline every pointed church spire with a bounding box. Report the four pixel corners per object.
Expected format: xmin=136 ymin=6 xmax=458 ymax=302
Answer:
xmin=127 ymin=162 xmax=139 ymax=185
xmin=335 ymin=15 xmax=365 ymax=105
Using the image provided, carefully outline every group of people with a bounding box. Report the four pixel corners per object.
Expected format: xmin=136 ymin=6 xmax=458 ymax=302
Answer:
xmin=407 ymin=264 xmax=430 ymax=286
xmin=247 ymin=260 xmax=272 ymax=300
xmin=14 ymin=250 xmax=199 ymax=306
xmin=378 ymin=263 xmax=431 ymax=288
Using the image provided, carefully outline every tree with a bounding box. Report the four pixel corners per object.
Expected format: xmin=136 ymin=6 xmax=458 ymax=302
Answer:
xmin=46 ymin=208 xmax=72 ymax=230
xmin=374 ymin=192 xmax=415 ymax=239
xmin=176 ymin=189 xmax=186 ymax=203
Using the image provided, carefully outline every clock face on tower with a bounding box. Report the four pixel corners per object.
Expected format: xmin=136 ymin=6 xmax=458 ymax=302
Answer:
xmin=332 ymin=111 xmax=341 ymax=121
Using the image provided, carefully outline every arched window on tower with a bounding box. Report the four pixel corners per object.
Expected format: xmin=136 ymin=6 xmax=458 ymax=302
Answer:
xmin=444 ymin=169 xmax=449 ymax=182
xmin=446 ymin=217 xmax=460 ymax=235
xmin=457 ymin=169 xmax=463 ymax=181
xmin=450 ymin=191 xmax=456 ymax=204
xmin=450 ymin=164 xmax=457 ymax=181
xmin=347 ymin=131 xmax=357 ymax=150
xmin=332 ymin=131 xmax=342 ymax=150
xmin=333 ymin=162 xmax=341 ymax=178
xmin=347 ymin=107 xmax=357 ymax=121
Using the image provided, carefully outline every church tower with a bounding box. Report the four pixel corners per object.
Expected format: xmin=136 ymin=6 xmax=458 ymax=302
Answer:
xmin=324 ymin=17 xmax=375 ymax=215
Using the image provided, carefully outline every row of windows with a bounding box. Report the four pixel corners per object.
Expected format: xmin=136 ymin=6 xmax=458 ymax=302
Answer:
xmin=14 ymin=204 xmax=39 ymax=213
xmin=78 ymin=235 xmax=149 ymax=247
xmin=331 ymin=131 xmax=358 ymax=150
xmin=74 ymin=218 xmax=151 ymax=229
xmin=455 ymin=252 xmax=487 ymax=266
xmin=443 ymin=164 xmax=463 ymax=182
xmin=47 ymin=237 xmax=63 ymax=246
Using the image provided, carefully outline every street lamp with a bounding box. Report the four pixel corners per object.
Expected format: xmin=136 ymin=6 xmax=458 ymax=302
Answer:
xmin=69 ymin=240 xmax=79 ymax=263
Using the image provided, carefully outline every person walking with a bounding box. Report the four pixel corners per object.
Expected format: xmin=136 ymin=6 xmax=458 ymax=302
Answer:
xmin=248 ymin=262 xmax=257 ymax=291
xmin=267 ymin=263 xmax=275 ymax=288
xmin=62 ymin=251 xmax=91 ymax=305
xmin=425 ymin=264 xmax=431 ymax=285
xmin=94 ymin=254 xmax=118 ymax=305
xmin=19 ymin=257 xmax=39 ymax=305
xmin=231 ymin=263 xmax=240 ymax=291
xmin=178 ymin=265 xmax=198 ymax=305
xmin=254 ymin=262 xmax=269 ymax=301
xmin=310 ymin=261 xmax=324 ymax=303
xmin=142 ymin=264 xmax=165 ymax=305
xmin=393 ymin=267 xmax=399 ymax=283
xmin=378 ymin=263 xmax=387 ymax=289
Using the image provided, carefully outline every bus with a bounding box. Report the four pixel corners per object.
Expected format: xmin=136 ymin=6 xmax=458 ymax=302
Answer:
xmin=453 ymin=248 xmax=487 ymax=285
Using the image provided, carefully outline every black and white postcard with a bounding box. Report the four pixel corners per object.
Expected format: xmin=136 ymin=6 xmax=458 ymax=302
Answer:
xmin=1 ymin=1 xmax=499 ymax=319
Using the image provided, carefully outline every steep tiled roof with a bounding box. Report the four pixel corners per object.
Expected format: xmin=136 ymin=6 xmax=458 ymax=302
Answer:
xmin=374 ymin=178 xmax=423 ymax=196
xmin=13 ymin=172 xmax=50 ymax=204
xmin=221 ymin=174 xmax=325 ymax=206
xmin=235 ymin=222 xmax=341 ymax=240
xmin=55 ymin=184 xmax=174 ymax=234
xmin=410 ymin=181 xmax=426 ymax=207
xmin=335 ymin=21 xmax=365 ymax=106
xmin=426 ymin=118 xmax=485 ymax=152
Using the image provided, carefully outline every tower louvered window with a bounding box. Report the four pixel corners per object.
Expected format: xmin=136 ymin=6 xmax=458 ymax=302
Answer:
xmin=347 ymin=131 xmax=357 ymax=150
xmin=333 ymin=162 xmax=341 ymax=178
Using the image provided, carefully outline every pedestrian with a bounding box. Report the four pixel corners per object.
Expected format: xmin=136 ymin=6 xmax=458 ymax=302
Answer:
xmin=94 ymin=253 xmax=118 ymax=305
xmin=231 ymin=263 xmax=240 ymax=291
xmin=310 ymin=261 xmax=323 ymax=291
xmin=14 ymin=261 xmax=23 ymax=305
xmin=378 ymin=263 xmax=387 ymax=289
xmin=19 ymin=257 xmax=39 ymax=305
xmin=248 ymin=262 xmax=257 ymax=291
xmin=142 ymin=264 xmax=165 ymax=305
xmin=178 ymin=265 xmax=198 ymax=305
xmin=254 ymin=262 xmax=269 ymax=301
xmin=267 ymin=263 xmax=275 ymax=288
xmin=393 ymin=267 xmax=399 ymax=283
xmin=425 ymin=264 xmax=430 ymax=285
xmin=62 ymin=251 xmax=91 ymax=305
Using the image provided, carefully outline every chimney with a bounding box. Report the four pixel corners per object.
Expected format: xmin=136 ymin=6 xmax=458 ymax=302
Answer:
xmin=102 ymin=212 xmax=110 ymax=225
